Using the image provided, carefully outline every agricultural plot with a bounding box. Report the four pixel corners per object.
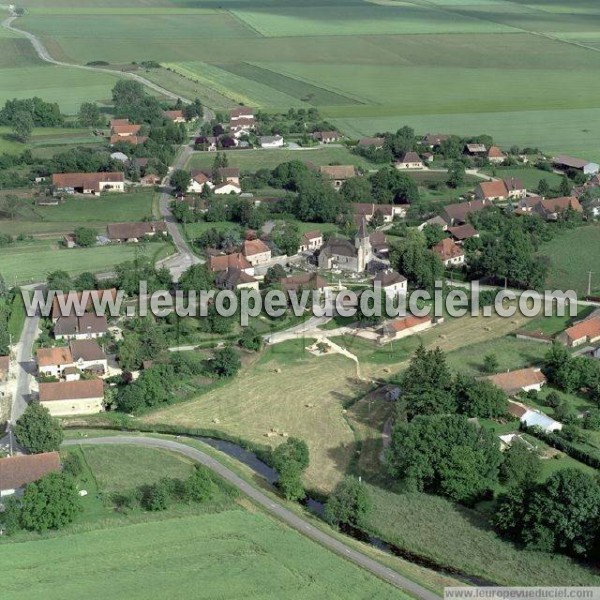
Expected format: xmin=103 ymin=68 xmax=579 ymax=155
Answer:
xmin=1 ymin=510 xmax=402 ymax=600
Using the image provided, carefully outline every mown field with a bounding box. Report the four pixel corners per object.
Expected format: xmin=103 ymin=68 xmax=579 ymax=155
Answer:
xmin=538 ymin=225 xmax=600 ymax=295
xmin=5 ymin=0 xmax=600 ymax=159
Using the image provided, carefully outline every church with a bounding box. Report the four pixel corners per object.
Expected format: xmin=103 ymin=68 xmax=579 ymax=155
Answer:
xmin=318 ymin=220 xmax=374 ymax=273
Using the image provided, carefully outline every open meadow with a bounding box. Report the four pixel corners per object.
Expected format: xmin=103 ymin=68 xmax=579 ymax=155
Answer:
xmin=5 ymin=0 xmax=600 ymax=158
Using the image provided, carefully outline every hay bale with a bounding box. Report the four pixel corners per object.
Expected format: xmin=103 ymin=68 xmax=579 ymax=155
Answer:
xmin=484 ymin=326 xmax=492 ymax=332
xmin=212 ymin=418 xmax=220 ymax=424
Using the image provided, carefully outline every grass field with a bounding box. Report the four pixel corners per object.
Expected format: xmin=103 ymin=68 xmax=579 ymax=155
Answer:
xmin=539 ymin=225 xmax=600 ymax=295
xmin=0 ymin=240 xmax=172 ymax=284
xmin=1 ymin=510 xmax=402 ymax=600
xmin=365 ymin=485 xmax=600 ymax=587
xmin=478 ymin=166 xmax=565 ymax=190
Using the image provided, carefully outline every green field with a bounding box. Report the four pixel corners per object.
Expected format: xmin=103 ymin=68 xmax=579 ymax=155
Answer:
xmin=539 ymin=225 xmax=600 ymax=295
xmin=1 ymin=510 xmax=402 ymax=600
xmin=0 ymin=239 xmax=172 ymax=284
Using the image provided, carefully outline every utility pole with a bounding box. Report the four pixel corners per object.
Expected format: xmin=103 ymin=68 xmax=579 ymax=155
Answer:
xmin=588 ymin=271 xmax=594 ymax=297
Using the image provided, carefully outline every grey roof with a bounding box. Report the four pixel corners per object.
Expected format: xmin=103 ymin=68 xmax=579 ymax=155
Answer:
xmin=322 ymin=237 xmax=357 ymax=258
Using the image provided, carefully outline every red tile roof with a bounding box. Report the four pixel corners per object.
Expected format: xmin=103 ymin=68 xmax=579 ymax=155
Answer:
xmin=243 ymin=239 xmax=270 ymax=257
xmin=107 ymin=221 xmax=167 ymax=240
xmin=432 ymin=238 xmax=464 ymax=260
xmin=320 ymin=165 xmax=356 ymax=180
xmin=487 ymin=368 xmax=546 ymax=395
xmin=477 ymin=180 xmax=507 ymax=199
xmin=39 ymin=379 xmax=104 ymax=402
xmin=163 ymin=110 xmax=184 ymax=120
xmin=387 ymin=315 xmax=431 ymax=332
xmin=209 ymin=253 xmax=252 ymax=272
xmin=37 ymin=346 xmax=73 ymax=367
xmin=487 ymin=146 xmax=505 ymax=159
xmin=52 ymin=172 xmax=124 ymax=191
xmin=563 ymin=316 xmax=600 ymax=343
xmin=111 ymin=124 xmax=141 ymax=136
xmin=0 ymin=452 xmax=61 ymax=492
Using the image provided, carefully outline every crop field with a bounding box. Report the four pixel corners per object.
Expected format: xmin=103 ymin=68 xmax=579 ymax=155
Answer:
xmin=1 ymin=510 xmax=402 ymax=600
xmin=0 ymin=126 xmax=105 ymax=156
xmin=0 ymin=239 xmax=172 ymax=284
xmin=538 ymin=225 xmax=600 ymax=295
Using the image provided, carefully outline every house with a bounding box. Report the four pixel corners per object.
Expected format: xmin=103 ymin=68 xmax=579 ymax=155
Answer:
xmin=474 ymin=180 xmax=509 ymax=202
xmin=558 ymin=316 xmax=600 ymax=347
xmin=39 ymin=379 xmax=105 ymax=416
xmin=188 ymin=170 xmax=214 ymax=194
xmin=0 ymin=355 xmax=9 ymax=381
xmin=63 ymin=234 xmax=76 ymax=249
xmin=242 ymin=239 xmax=271 ymax=266
xmin=0 ymin=452 xmax=61 ymax=498
xmin=214 ymin=182 xmax=242 ymax=195
xmin=503 ymin=177 xmax=527 ymax=199
xmin=464 ymin=143 xmax=487 ymax=156
xmin=280 ymin=273 xmax=328 ymax=293
xmin=217 ymin=167 xmax=241 ymax=186
xmin=69 ymin=339 xmax=108 ymax=375
xmin=36 ymin=346 xmax=74 ymax=378
xmin=52 ymin=172 xmax=125 ymax=194
xmin=358 ymin=137 xmax=384 ymax=149
xmin=215 ymin=268 xmax=259 ymax=292
xmin=195 ymin=136 xmax=218 ymax=151
xmin=373 ymin=269 xmax=407 ymax=298
xmin=259 ymin=135 xmax=284 ymax=149
xmin=111 ymin=123 xmax=141 ymax=137
xmin=422 ymin=133 xmax=449 ymax=148
xmin=230 ymin=107 xmax=255 ymax=121
xmin=110 ymin=134 xmax=148 ymax=146
xmin=487 ymin=146 xmax=506 ymax=164
xmin=486 ymin=368 xmax=546 ymax=396
xmin=507 ymin=400 xmax=562 ymax=433
xmin=432 ymin=238 xmax=465 ymax=266
xmin=380 ymin=315 xmax=434 ymax=342
xmin=313 ymin=131 xmax=340 ymax=144
xmin=441 ymin=199 xmax=493 ymax=226
xmin=299 ymin=230 xmax=323 ymax=253
xmin=352 ymin=202 xmax=407 ymax=223
xmin=318 ymin=220 xmax=373 ymax=273
xmin=208 ymin=253 xmax=254 ymax=274
xmin=229 ymin=116 xmax=256 ymax=135
xmin=140 ymin=173 xmax=161 ymax=186
xmin=51 ymin=289 xmax=118 ymax=322
xmin=418 ymin=215 xmax=448 ymax=231
xmin=320 ymin=165 xmax=356 ymax=189
xmin=107 ymin=221 xmax=167 ymax=242
xmin=369 ymin=230 xmax=389 ymax=255
xmin=498 ymin=433 xmax=535 ymax=452
xmin=163 ymin=110 xmax=186 ymax=123
xmin=448 ymin=224 xmax=479 ymax=243
xmin=395 ymin=151 xmax=424 ymax=170
xmin=532 ymin=196 xmax=583 ymax=220
xmin=110 ymin=118 xmax=130 ymax=129
xmin=54 ymin=313 xmax=108 ymax=341
xmin=553 ymin=155 xmax=600 ymax=176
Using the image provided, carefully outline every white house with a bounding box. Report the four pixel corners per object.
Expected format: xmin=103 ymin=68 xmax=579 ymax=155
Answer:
xmin=259 ymin=135 xmax=284 ymax=149
xmin=242 ymin=239 xmax=271 ymax=266
xmin=39 ymin=379 xmax=105 ymax=417
xmin=299 ymin=230 xmax=323 ymax=252
xmin=214 ymin=182 xmax=242 ymax=195
xmin=395 ymin=152 xmax=424 ymax=170
xmin=373 ymin=269 xmax=407 ymax=299
xmin=36 ymin=346 xmax=74 ymax=379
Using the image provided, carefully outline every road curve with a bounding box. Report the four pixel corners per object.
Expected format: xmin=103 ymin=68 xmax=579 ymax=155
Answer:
xmin=64 ymin=436 xmax=441 ymax=600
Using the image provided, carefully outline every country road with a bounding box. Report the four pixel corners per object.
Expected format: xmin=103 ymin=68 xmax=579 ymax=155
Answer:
xmin=64 ymin=436 xmax=442 ymax=600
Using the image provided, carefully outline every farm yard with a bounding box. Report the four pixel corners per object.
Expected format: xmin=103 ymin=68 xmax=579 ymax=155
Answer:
xmin=4 ymin=0 xmax=600 ymax=158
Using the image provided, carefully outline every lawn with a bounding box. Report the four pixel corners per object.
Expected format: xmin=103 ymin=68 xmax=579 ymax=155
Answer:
xmin=364 ymin=485 xmax=600 ymax=587
xmin=0 ymin=510 xmax=402 ymax=600
xmin=186 ymin=146 xmax=379 ymax=173
xmin=0 ymin=126 xmax=103 ymax=155
xmin=538 ymin=225 xmax=600 ymax=295
xmin=142 ymin=339 xmax=370 ymax=493
xmin=0 ymin=240 xmax=172 ymax=284
xmin=478 ymin=166 xmax=565 ymax=191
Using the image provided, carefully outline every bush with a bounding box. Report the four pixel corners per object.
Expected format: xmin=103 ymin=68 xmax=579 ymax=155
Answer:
xmin=14 ymin=403 xmax=63 ymax=454
xmin=62 ymin=452 xmax=84 ymax=478
xmin=324 ymin=477 xmax=372 ymax=529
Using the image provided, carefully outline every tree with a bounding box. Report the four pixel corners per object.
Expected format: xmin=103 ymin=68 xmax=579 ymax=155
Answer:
xmin=537 ymin=178 xmax=550 ymax=197
xmin=73 ymin=271 xmax=98 ymax=292
xmin=271 ymin=221 xmax=301 ymax=256
xmin=370 ymin=167 xmax=419 ymax=204
xmin=446 ymin=161 xmax=466 ymax=188
xmin=239 ymin=326 xmax=263 ymax=352
xmin=340 ymin=177 xmax=372 ymax=204
xmin=454 ymin=375 xmax=507 ymax=418
xmin=73 ymin=226 xmax=96 ymax=248
xmin=482 ymin=352 xmax=499 ymax=374
xmin=0 ymin=272 xmax=7 ymax=298
xmin=559 ymin=176 xmax=572 ymax=197
xmin=78 ymin=102 xmax=102 ymax=127
xmin=185 ymin=466 xmax=215 ymax=502
xmin=142 ymin=479 xmax=172 ymax=511
xmin=14 ymin=403 xmax=64 ymax=454
xmin=11 ymin=110 xmax=33 ymax=142
xmin=19 ymin=473 xmax=80 ymax=532
xmin=272 ymin=437 xmax=310 ymax=501
xmin=499 ymin=440 xmax=541 ymax=486
xmin=46 ymin=270 xmax=72 ymax=293
xmin=170 ymin=169 xmax=191 ymax=194
xmin=1 ymin=194 xmax=23 ymax=221
xmin=324 ymin=476 xmax=372 ymax=529
xmin=387 ymin=414 xmax=502 ymax=505
xmin=264 ymin=264 xmax=286 ymax=286
xmin=209 ymin=345 xmax=241 ymax=378
xmin=178 ymin=264 xmax=213 ymax=293
xmin=422 ymin=223 xmax=445 ymax=248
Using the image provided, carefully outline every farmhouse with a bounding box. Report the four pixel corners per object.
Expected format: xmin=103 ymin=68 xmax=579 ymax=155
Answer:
xmin=448 ymin=224 xmax=479 ymax=243
xmin=318 ymin=220 xmax=373 ymax=273
xmin=464 ymin=143 xmax=487 ymax=156
xmin=188 ymin=170 xmax=214 ymax=194
xmin=422 ymin=133 xmax=449 ymax=148
xmin=280 ymin=273 xmax=328 ymax=293
xmin=215 ymin=268 xmax=259 ymax=292
xmin=352 ymin=202 xmax=407 ymax=223
xmin=69 ymin=339 xmax=108 ymax=375
xmin=52 ymin=172 xmax=125 ymax=194
xmin=373 ymin=269 xmax=407 ymax=298
xmin=395 ymin=151 xmax=424 ymax=170
xmin=380 ymin=315 xmax=435 ymax=342
xmin=107 ymin=221 xmax=167 ymax=242
xmin=110 ymin=118 xmax=130 ymax=128
xmin=533 ymin=196 xmax=582 ymax=220
xmin=553 ymin=155 xmax=600 ymax=176
xmin=507 ymin=400 xmax=562 ymax=433
xmin=229 ymin=117 xmax=256 ymax=135
xmin=441 ymin=199 xmax=493 ymax=226
xmin=475 ymin=180 xmax=508 ymax=202
xmin=110 ymin=134 xmax=148 ymax=146
xmin=242 ymin=239 xmax=272 ymax=266
xmin=209 ymin=252 xmax=254 ymax=274
xmin=320 ymin=165 xmax=356 ymax=189
xmin=358 ymin=137 xmax=384 ymax=149
xmin=111 ymin=123 xmax=141 ymax=137
xmin=0 ymin=452 xmax=61 ymax=498
xmin=558 ymin=316 xmax=600 ymax=347
xmin=39 ymin=379 xmax=105 ymax=417
xmin=487 ymin=368 xmax=546 ymax=396
xmin=487 ymin=146 xmax=506 ymax=164
xmin=36 ymin=346 xmax=74 ymax=378
xmin=299 ymin=230 xmax=323 ymax=252
xmin=432 ymin=238 xmax=465 ymax=266
xmin=217 ymin=167 xmax=241 ymax=186
xmin=140 ymin=173 xmax=161 ymax=186
xmin=313 ymin=131 xmax=340 ymax=144
xmin=54 ymin=313 xmax=108 ymax=341
xmin=230 ymin=107 xmax=255 ymax=121
xmin=163 ymin=110 xmax=186 ymax=123
xmin=51 ymin=289 xmax=118 ymax=322
xmin=260 ymin=135 xmax=284 ymax=149
xmin=503 ymin=177 xmax=527 ymax=199
xmin=418 ymin=215 xmax=448 ymax=231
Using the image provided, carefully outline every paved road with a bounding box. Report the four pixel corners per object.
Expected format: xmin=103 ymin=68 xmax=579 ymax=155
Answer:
xmin=64 ymin=435 xmax=441 ymax=600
